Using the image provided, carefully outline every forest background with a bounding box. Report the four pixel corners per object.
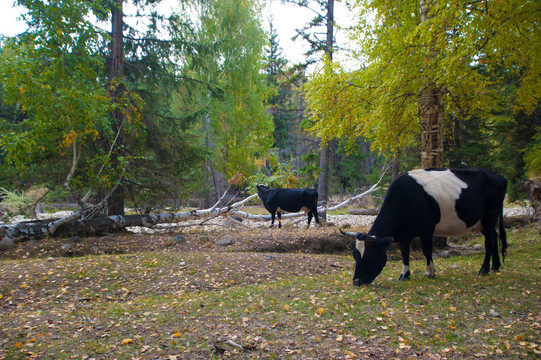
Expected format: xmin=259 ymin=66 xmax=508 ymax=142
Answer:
xmin=0 ymin=0 xmax=539 ymax=219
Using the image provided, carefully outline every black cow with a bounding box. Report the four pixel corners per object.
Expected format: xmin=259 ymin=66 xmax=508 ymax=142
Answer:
xmin=256 ymin=185 xmax=321 ymax=228
xmin=340 ymin=168 xmax=507 ymax=286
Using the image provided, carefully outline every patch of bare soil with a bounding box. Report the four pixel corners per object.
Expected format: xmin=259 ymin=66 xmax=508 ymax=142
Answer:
xmin=0 ymin=226 xmax=354 ymax=260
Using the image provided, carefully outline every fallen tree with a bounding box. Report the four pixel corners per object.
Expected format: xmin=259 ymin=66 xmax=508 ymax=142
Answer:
xmin=0 ymin=180 xmax=384 ymax=249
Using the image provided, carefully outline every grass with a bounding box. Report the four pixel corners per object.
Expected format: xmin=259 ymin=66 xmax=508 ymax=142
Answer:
xmin=0 ymin=226 xmax=539 ymax=359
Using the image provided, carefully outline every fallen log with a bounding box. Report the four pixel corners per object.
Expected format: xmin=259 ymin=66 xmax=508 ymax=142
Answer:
xmin=348 ymin=208 xmax=379 ymax=216
xmin=0 ymin=180 xmax=384 ymax=249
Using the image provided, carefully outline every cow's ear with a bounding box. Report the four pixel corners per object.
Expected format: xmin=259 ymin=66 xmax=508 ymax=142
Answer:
xmin=376 ymin=237 xmax=393 ymax=249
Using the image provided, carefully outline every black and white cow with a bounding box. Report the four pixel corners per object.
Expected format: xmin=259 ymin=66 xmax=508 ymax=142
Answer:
xmin=340 ymin=168 xmax=507 ymax=286
xmin=257 ymin=185 xmax=321 ymax=228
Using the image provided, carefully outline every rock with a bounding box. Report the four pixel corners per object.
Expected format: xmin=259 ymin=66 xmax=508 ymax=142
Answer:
xmin=489 ymin=309 xmax=500 ymax=318
xmin=68 ymin=236 xmax=83 ymax=243
xmin=172 ymin=235 xmax=186 ymax=243
xmin=61 ymin=243 xmax=74 ymax=251
xmin=0 ymin=237 xmax=15 ymax=250
xmin=27 ymin=239 xmax=39 ymax=245
xmin=472 ymin=244 xmax=483 ymax=251
xmin=439 ymin=250 xmax=453 ymax=259
xmin=264 ymin=255 xmax=273 ymax=260
xmin=216 ymin=238 xmax=236 ymax=246
xmin=102 ymin=236 xmax=116 ymax=242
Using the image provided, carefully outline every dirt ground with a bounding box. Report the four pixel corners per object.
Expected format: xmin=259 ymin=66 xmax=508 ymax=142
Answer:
xmin=0 ymin=224 xmax=356 ymax=261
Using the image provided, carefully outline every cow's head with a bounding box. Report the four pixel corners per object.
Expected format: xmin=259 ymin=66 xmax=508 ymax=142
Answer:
xmin=256 ymin=184 xmax=270 ymax=198
xmin=256 ymin=184 xmax=270 ymax=192
xmin=340 ymin=229 xmax=392 ymax=285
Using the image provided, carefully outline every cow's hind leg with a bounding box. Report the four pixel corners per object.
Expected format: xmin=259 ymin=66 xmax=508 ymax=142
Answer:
xmin=490 ymin=228 xmax=502 ymax=272
xmin=277 ymin=211 xmax=282 ymax=228
xmin=479 ymin=228 xmax=495 ymax=276
xmin=421 ymin=234 xmax=436 ymax=278
xmin=307 ymin=212 xmax=313 ymax=228
xmin=312 ymin=207 xmax=321 ymax=226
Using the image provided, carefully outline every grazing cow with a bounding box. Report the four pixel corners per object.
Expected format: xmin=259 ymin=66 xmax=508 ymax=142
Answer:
xmin=256 ymin=185 xmax=321 ymax=228
xmin=340 ymin=168 xmax=507 ymax=286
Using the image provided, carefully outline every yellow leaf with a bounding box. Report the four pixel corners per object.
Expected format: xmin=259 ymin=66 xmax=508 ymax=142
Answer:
xmin=121 ymin=339 xmax=133 ymax=345
xmin=16 ymin=341 xmax=23 ymax=349
xmin=281 ymin=304 xmax=290 ymax=311
xmin=0 ymin=294 xmax=3 ymax=300
xmin=336 ymin=335 xmax=343 ymax=342
xmin=515 ymin=335 xmax=525 ymax=341
xmin=173 ymin=332 xmax=181 ymax=338
xmin=449 ymin=306 xmax=457 ymax=311
xmin=316 ymin=307 xmax=324 ymax=316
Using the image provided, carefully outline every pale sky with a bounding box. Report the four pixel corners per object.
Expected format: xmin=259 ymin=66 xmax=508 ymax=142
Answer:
xmin=0 ymin=0 xmax=357 ymax=66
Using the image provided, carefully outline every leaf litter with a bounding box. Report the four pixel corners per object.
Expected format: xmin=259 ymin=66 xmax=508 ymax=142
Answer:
xmin=0 ymin=224 xmax=539 ymax=359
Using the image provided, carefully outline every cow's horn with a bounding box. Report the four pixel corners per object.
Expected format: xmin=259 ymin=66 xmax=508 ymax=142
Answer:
xmin=339 ymin=228 xmax=357 ymax=237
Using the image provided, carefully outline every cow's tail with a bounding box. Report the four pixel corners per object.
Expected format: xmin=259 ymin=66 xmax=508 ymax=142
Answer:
xmin=499 ymin=205 xmax=507 ymax=263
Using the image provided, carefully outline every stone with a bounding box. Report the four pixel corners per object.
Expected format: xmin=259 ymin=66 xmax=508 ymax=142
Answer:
xmin=439 ymin=250 xmax=453 ymax=259
xmin=68 ymin=236 xmax=83 ymax=243
xmin=61 ymin=243 xmax=73 ymax=251
xmin=216 ymin=238 xmax=236 ymax=246
xmin=172 ymin=235 xmax=187 ymax=243
xmin=0 ymin=238 xmax=15 ymax=250
xmin=472 ymin=244 xmax=484 ymax=251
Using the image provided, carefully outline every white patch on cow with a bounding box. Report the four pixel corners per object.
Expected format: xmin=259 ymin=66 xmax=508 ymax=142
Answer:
xmin=408 ymin=169 xmax=480 ymax=236
xmin=425 ymin=261 xmax=435 ymax=277
xmin=356 ymin=240 xmax=365 ymax=258
xmin=301 ymin=206 xmax=309 ymax=213
xmin=277 ymin=207 xmax=282 ymax=212
xmin=401 ymin=265 xmax=410 ymax=276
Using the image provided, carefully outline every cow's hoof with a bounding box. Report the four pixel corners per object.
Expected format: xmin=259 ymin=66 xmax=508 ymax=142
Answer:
xmin=353 ymin=278 xmax=364 ymax=286
xmin=490 ymin=266 xmax=500 ymax=273
xmin=424 ymin=273 xmax=436 ymax=278
xmin=478 ymin=267 xmax=490 ymax=276
xmin=398 ymin=271 xmax=410 ymax=281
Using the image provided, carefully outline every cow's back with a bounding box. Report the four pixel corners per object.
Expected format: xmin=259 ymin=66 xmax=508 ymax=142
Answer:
xmin=370 ymin=168 xmax=506 ymax=238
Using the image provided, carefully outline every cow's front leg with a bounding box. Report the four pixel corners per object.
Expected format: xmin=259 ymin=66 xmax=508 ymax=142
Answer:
xmin=399 ymin=242 xmax=411 ymax=281
xmin=277 ymin=211 xmax=282 ymax=228
xmin=270 ymin=212 xmax=276 ymax=227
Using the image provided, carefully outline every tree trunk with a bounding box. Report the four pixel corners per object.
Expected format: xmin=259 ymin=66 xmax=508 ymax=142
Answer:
xmin=391 ymin=155 xmax=400 ymax=180
xmin=107 ymin=0 xmax=126 ymax=216
xmin=419 ymin=0 xmax=446 ymax=248
xmin=419 ymin=84 xmax=444 ymax=169
xmin=317 ymin=0 xmax=335 ymax=220
xmin=318 ymin=144 xmax=330 ymax=219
